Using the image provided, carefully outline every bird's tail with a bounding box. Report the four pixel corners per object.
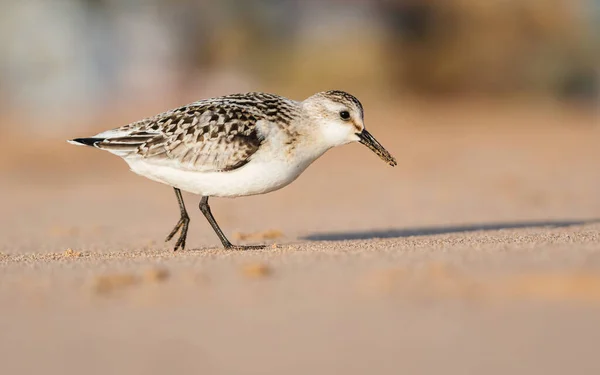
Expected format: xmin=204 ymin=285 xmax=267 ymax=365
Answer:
xmin=67 ymin=137 xmax=106 ymax=147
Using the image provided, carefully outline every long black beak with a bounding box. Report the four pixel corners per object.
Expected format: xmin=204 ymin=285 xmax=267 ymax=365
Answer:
xmin=357 ymin=129 xmax=397 ymax=167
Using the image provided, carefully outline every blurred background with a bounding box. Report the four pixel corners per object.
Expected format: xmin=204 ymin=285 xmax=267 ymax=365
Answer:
xmin=1 ymin=0 xmax=600 ymax=234
xmin=0 ymin=0 xmax=598 ymax=132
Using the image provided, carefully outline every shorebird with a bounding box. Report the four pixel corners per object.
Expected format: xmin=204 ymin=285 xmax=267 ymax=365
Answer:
xmin=69 ymin=91 xmax=396 ymax=250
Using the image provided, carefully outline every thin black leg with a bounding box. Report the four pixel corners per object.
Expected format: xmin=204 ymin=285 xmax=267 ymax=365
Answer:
xmin=199 ymin=196 xmax=265 ymax=250
xmin=165 ymin=188 xmax=190 ymax=251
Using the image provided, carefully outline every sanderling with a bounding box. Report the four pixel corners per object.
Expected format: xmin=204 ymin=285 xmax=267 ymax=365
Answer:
xmin=69 ymin=90 xmax=396 ymax=250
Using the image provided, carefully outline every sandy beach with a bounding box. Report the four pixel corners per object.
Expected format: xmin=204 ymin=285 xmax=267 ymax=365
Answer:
xmin=1 ymin=101 xmax=600 ymax=374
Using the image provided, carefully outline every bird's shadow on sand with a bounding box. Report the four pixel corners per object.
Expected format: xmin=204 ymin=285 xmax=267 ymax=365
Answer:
xmin=303 ymin=219 xmax=600 ymax=242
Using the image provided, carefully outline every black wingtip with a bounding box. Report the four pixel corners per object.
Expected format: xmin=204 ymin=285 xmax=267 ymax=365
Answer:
xmin=68 ymin=137 xmax=105 ymax=146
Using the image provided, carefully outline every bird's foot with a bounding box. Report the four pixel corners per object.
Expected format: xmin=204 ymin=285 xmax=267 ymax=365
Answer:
xmin=223 ymin=243 xmax=267 ymax=250
xmin=165 ymin=215 xmax=190 ymax=251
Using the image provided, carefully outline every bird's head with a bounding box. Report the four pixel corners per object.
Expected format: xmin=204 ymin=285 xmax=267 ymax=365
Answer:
xmin=302 ymin=90 xmax=397 ymax=167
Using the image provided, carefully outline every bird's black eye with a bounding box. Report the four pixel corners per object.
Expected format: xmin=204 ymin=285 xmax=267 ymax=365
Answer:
xmin=339 ymin=111 xmax=350 ymax=120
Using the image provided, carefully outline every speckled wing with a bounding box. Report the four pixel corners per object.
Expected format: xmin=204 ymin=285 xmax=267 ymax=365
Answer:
xmin=95 ymin=101 xmax=266 ymax=172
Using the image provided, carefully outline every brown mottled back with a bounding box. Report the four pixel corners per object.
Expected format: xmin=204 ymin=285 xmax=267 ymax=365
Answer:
xmin=95 ymin=93 xmax=300 ymax=172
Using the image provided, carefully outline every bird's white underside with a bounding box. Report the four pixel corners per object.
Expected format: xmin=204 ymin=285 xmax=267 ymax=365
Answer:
xmin=125 ymin=155 xmax=318 ymax=197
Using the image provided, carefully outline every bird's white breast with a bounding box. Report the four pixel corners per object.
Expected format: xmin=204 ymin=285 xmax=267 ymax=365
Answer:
xmin=125 ymin=151 xmax=318 ymax=197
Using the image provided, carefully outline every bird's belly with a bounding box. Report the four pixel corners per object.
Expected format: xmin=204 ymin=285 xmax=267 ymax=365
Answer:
xmin=126 ymin=158 xmax=309 ymax=197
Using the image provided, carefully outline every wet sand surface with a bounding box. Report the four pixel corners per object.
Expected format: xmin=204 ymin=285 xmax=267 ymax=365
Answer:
xmin=1 ymin=102 xmax=600 ymax=374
